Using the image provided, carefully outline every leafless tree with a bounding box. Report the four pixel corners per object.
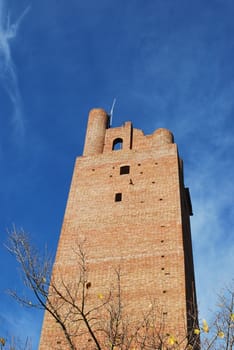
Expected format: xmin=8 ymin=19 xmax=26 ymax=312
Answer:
xmin=5 ymin=226 xmax=233 ymax=350
xmin=0 ymin=336 xmax=32 ymax=350
xmin=6 ymin=227 xmax=111 ymax=350
xmin=199 ymin=283 xmax=234 ymax=350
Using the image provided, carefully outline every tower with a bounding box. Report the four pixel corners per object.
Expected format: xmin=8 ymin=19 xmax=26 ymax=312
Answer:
xmin=39 ymin=108 xmax=197 ymax=349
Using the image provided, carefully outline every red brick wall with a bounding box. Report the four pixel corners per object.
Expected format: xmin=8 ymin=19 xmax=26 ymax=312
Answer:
xmin=39 ymin=109 xmax=196 ymax=349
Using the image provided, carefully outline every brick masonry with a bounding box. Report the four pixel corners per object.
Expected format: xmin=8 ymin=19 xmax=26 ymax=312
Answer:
xmin=39 ymin=108 xmax=197 ymax=349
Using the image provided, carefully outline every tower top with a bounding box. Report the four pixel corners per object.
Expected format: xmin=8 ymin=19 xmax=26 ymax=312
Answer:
xmin=83 ymin=108 xmax=174 ymax=156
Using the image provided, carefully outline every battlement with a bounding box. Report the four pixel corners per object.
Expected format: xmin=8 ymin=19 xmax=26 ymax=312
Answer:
xmin=83 ymin=108 xmax=174 ymax=156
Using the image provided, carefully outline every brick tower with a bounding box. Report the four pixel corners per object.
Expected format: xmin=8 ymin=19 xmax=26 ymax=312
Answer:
xmin=39 ymin=108 xmax=197 ymax=349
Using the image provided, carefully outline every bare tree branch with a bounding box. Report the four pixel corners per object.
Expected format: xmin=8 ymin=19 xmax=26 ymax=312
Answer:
xmin=5 ymin=227 xmax=234 ymax=350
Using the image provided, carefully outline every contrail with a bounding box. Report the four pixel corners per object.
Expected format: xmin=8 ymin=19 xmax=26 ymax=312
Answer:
xmin=0 ymin=1 xmax=30 ymax=136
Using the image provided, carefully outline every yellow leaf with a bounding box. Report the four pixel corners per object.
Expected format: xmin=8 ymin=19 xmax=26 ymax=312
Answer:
xmin=218 ymin=331 xmax=225 ymax=338
xmin=0 ymin=337 xmax=6 ymax=346
xmin=230 ymin=313 xmax=234 ymax=322
xmin=98 ymin=293 xmax=103 ymax=299
xmin=168 ymin=335 xmax=176 ymax=345
xmin=194 ymin=328 xmax=200 ymax=335
xmin=202 ymin=319 xmax=209 ymax=333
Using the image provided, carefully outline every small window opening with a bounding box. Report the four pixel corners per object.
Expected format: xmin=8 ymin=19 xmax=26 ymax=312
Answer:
xmin=112 ymin=138 xmax=123 ymax=150
xmin=115 ymin=193 xmax=122 ymax=202
xmin=161 ymin=255 xmax=165 ymax=258
xmin=161 ymin=267 xmax=165 ymax=270
xmin=120 ymin=165 xmax=130 ymax=175
xmin=161 ymin=240 xmax=164 ymax=243
xmin=138 ymin=163 xmax=141 ymax=166
xmin=163 ymin=290 xmax=167 ymax=294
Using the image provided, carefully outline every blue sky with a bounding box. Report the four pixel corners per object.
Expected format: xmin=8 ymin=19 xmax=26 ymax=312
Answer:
xmin=0 ymin=0 xmax=234 ymax=348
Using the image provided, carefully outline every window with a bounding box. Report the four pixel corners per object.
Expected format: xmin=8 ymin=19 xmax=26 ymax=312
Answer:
xmin=112 ymin=138 xmax=123 ymax=150
xmin=120 ymin=165 xmax=130 ymax=175
xmin=115 ymin=193 xmax=122 ymax=202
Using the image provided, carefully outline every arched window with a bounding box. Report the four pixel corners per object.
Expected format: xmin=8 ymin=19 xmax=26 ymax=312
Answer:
xmin=112 ymin=138 xmax=123 ymax=150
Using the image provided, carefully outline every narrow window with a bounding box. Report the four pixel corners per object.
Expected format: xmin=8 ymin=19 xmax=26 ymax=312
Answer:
xmin=112 ymin=138 xmax=123 ymax=150
xmin=120 ymin=165 xmax=130 ymax=175
xmin=115 ymin=193 xmax=122 ymax=202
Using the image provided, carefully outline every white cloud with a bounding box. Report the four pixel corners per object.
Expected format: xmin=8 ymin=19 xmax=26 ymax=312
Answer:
xmin=0 ymin=0 xmax=30 ymax=136
xmin=188 ymin=139 xmax=234 ymax=320
xmin=127 ymin=17 xmax=234 ymax=323
xmin=1 ymin=305 xmax=42 ymax=350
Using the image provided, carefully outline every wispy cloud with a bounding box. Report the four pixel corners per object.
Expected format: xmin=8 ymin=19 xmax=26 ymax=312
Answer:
xmin=186 ymin=126 xmax=234 ymax=318
xmin=0 ymin=0 xmax=30 ymax=136
xmin=1 ymin=305 xmax=42 ymax=350
xmin=127 ymin=11 xmax=234 ymax=321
